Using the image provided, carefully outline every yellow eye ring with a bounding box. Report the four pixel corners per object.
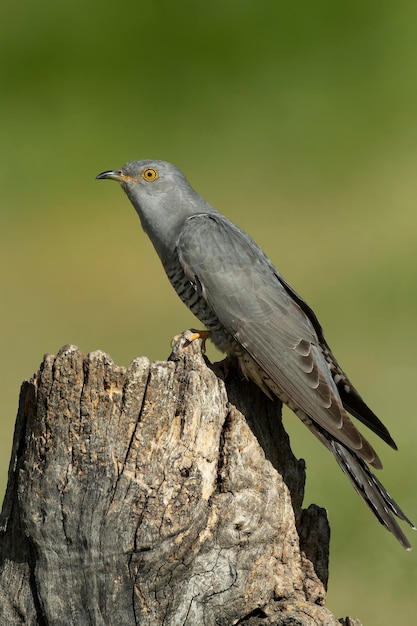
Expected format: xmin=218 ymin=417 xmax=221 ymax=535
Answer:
xmin=141 ymin=168 xmax=159 ymax=182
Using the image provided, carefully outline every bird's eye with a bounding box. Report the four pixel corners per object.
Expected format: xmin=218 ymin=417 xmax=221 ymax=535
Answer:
xmin=141 ymin=168 xmax=159 ymax=182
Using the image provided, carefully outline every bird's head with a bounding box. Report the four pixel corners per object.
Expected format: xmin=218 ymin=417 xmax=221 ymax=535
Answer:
xmin=96 ymin=159 xmax=214 ymax=258
xmin=96 ymin=159 xmax=191 ymax=204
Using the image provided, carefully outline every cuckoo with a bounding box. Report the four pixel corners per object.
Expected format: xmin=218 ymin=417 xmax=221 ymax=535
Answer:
xmin=97 ymin=159 xmax=414 ymax=549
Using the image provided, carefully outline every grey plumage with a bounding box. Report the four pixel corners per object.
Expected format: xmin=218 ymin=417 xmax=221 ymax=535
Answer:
xmin=96 ymin=159 xmax=414 ymax=549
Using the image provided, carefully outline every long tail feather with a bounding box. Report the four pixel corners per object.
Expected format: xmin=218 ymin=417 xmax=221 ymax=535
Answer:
xmin=305 ymin=420 xmax=414 ymax=549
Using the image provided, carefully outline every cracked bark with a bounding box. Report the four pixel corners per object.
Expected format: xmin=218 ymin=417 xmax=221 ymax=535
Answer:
xmin=0 ymin=337 xmax=362 ymax=626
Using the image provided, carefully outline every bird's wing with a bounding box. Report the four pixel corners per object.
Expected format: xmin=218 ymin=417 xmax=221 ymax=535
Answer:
xmin=177 ymin=213 xmax=380 ymax=465
xmin=277 ymin=273 xmax=397 ymax=450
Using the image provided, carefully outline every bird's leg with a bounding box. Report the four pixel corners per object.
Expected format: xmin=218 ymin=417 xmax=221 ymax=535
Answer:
xmin=170 ymin=329 xmax=211 ymax=353
xmin=212 ymin=355 xmax=235 ymax=380
xmin=188 ymin=329 xmax=211 ymax=353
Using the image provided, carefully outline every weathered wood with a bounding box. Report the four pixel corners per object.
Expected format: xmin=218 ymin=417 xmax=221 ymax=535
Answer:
xmin=0 ymin=337 xmax=362 ymax=625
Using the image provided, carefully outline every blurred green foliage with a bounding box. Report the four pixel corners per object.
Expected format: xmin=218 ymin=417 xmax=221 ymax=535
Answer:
xmin=1 ymin=1 xmax=416 ymax=622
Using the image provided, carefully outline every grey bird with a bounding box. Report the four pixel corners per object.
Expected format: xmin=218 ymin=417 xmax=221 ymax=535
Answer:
xmin=97 ymin=159 xmax=414 ymax=549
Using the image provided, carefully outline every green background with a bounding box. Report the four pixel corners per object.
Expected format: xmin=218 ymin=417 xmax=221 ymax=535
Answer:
xmin=1 ymin=1 xmax=416 ymax=622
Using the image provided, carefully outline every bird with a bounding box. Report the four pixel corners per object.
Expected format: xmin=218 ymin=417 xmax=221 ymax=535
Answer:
xmin=96 ymin=159 xmax=414 ymax=549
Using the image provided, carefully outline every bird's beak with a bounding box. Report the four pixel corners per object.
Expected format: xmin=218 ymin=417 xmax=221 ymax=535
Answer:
xmin=96 ymin=170 xmax=139 ymax=183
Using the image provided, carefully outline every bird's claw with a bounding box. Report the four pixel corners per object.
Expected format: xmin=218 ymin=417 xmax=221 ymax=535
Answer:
xmin=170 ymin=329 xmax=211 ymax=353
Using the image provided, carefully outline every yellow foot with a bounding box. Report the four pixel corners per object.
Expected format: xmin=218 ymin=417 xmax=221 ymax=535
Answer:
xmin=188 ymin=329 xmax=211 ymax=353
xmin=170 ymin=329 xmax=211 ymax=353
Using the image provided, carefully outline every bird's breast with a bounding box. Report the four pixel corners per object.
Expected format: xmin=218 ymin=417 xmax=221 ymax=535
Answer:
xmin=165 ymin=259 xmax=233 ymax=353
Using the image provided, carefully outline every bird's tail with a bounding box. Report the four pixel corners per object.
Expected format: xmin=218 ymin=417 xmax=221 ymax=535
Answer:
xmin=306 ymin=421 xmax=415 ymax=549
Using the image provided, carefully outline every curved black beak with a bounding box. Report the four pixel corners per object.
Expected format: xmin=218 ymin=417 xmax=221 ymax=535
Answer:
xmin=96 ymin=170 xmax=123 ymax=181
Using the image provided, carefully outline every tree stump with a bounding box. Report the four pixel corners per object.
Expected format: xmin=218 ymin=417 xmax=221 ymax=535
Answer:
xmin=0 ymin=337 xmax=361 ymax=625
